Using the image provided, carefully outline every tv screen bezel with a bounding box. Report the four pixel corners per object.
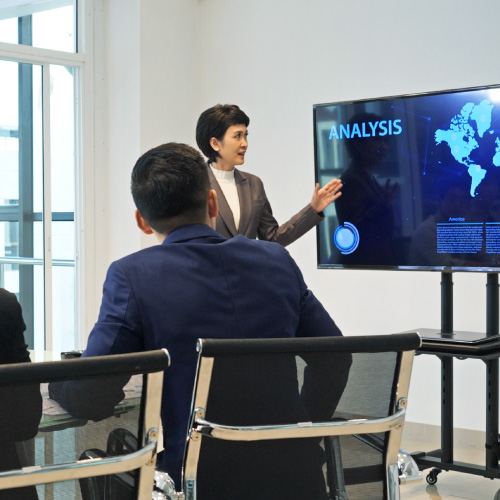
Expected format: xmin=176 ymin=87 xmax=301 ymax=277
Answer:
xmin=313 ymin=83 xmax=500 ymax=273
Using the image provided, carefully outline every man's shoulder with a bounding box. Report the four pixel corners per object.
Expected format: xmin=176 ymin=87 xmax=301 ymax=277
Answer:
xmin=0 ymin=287 xmax=17 ymax=304
xmin=110 ymin=230 xmax=292 ymax=272
xmin=114 ymin=226 xmax=222 ymax=262
xmin=0 ymin=288 xmax=24 ymax=325
xmin=107 ymin=245 xmax=168 ymax=276
xmin=225 ymin=235 xmax=290 ymax=259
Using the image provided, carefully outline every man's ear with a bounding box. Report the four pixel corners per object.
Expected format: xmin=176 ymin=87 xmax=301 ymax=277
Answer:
xmin=208 ymin=189 xmax=219 ymax=219
xmin=135 ymin=210 xmax=154 ymax=235
xmin=207 ymin=190 xmax=219 ymax=230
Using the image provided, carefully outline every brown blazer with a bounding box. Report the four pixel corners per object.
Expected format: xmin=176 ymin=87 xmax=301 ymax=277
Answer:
xmin=208 ymin=165 xmax=324 ymax=247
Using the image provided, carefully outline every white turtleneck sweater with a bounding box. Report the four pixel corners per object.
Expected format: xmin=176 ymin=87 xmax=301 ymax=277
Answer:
xmin=210 ymin=165 xmax=241 ymax=230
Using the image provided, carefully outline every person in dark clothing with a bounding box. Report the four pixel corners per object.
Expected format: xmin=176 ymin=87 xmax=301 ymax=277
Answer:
xmin=49 ymin=142 xmax=349 ymax=498
xmin=0 ymin=288 xmax=42 ymax=500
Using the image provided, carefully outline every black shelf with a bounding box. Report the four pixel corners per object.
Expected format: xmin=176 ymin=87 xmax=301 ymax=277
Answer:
xmin=411 ymin=272 xmax=500 ymax=483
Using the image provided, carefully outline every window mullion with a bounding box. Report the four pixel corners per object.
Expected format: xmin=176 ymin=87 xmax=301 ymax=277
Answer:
xmin=42 ymin=62 xmax=53 ymax=351
xmin=18 ymin=15 xmax=35 ymax=347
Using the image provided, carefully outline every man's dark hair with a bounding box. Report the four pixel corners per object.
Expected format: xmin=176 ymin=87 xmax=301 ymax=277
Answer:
xmin=196 ymin=104 xmax=250 ymax=163
xmin=131 ymin=142 xmax=210 ymax=235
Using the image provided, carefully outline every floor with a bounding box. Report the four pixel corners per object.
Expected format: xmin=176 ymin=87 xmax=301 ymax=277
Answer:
xmin=400 ymin=437 xmax=500 ymax=500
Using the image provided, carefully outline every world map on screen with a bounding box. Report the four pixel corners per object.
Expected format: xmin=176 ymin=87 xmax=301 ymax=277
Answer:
xmin=435 ymin=99 xmax=500 ymax=197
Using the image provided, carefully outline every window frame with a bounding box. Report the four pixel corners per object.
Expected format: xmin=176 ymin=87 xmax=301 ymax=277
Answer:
xmin=0 ymin=0 xmax=95 ymax=350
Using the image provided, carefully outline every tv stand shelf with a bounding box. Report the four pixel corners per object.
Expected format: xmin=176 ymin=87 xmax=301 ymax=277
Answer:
xmin=410 ymin=272 xmax=500 ymax=485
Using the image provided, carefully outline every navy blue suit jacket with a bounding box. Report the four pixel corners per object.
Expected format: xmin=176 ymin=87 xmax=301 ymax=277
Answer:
xmin=52 ymin=224 xmax=342 ymax=486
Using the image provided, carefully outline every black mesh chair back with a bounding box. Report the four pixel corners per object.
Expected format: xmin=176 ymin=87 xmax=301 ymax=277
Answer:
xmin=182 ymin=333 xmax=420 ymax=500
xmin=0 ymin=349 xmax=169 ymax=500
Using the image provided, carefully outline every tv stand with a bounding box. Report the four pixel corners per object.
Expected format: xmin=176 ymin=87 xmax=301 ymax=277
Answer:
xmin=412 ymin=271 xmax=500 ymax=485
xmin=439 ymin=271 xmax=499 ymax=338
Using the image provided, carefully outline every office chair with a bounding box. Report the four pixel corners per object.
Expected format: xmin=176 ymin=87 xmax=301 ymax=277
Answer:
xmin=0 ymin=349 xmax=169 ymax=500
xmin=179 ymin=333 xmax=420 ymax=500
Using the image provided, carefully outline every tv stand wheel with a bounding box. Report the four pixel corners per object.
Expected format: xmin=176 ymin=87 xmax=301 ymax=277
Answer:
xmin=426 ymin=468 xmax=441 ymax=485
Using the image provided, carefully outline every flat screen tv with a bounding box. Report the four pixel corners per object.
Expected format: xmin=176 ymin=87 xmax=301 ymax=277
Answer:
xmin=314 ymin=84 xmax=500 ymax=272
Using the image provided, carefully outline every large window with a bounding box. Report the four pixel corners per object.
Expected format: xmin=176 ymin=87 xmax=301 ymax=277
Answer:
xmin=0 ymin=0 xmax=82 ymax=352
xmin=0 ymin=1 xmax=76 ymax=52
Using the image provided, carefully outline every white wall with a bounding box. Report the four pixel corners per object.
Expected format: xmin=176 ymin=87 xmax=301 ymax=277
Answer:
xmin=96 ymin=0 xmax=200 ymax=271
xmin=98 ymin=0 xmax=500 ymax=430
xmin=139 ymin=0 xmax=201 ymax=247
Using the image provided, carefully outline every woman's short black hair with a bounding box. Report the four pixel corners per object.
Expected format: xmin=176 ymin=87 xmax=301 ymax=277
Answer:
xmin=196 ymin=104 xmax=250 ymax=163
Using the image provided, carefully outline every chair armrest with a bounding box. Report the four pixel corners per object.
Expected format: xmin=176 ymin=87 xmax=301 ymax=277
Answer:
xmin=0 ymin=429 xmax=159 ymax=490
xmin=191 ymin=398 xmax=407 ymax=442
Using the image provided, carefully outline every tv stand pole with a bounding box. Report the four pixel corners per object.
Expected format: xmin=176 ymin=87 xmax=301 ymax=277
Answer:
xmin=413 ymin=271 xmax=500 ymax=484
xmin=441 ymin=272 xmax=453 ymax=334
xmin=486 ymin=273 xmax=499 ymax=470
xmin=440 ymin=272 xmax=454 ymax=464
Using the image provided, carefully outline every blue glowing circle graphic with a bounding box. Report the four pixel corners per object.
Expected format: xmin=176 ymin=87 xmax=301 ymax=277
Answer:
xmin=333 ymin=222 xmax=360 ymax=255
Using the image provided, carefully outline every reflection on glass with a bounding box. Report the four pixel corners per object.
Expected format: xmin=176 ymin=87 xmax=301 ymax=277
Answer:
xmin=0 ymin=2 xmax=76 ymax=53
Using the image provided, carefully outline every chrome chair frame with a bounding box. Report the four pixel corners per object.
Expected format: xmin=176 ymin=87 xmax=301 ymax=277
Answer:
xmin=0 ymin=349 xmax=170 ymax=500
xmin=182 ymin=333 xmax=421 ymax=500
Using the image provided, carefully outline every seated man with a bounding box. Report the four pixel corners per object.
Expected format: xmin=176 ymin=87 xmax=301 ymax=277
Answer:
xmin=50 ymin=142 xmax=348 ymax=498
xmin=0 ymin=288 xmax=42 ymax=500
